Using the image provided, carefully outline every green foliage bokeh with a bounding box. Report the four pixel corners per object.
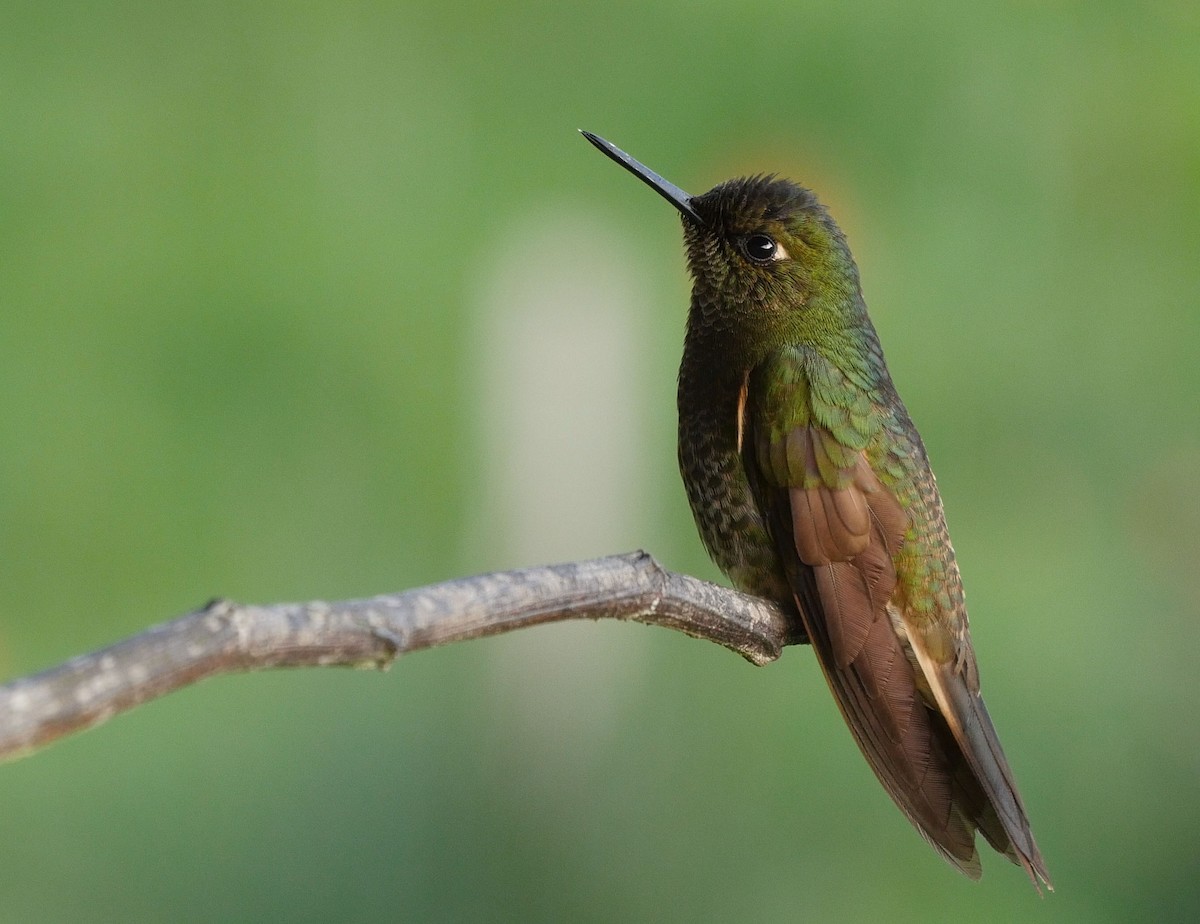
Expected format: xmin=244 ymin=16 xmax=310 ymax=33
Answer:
xmin=1 ymin=2 xmax=1197 ymax=921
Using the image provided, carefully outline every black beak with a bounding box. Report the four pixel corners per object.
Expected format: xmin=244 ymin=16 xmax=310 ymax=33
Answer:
xmin=580 ymin=130 xmax=703 ymax=226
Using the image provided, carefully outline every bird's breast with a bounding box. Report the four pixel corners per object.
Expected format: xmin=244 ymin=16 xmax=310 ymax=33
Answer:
xmin=676 ymin=354 xmax=789 ymax=602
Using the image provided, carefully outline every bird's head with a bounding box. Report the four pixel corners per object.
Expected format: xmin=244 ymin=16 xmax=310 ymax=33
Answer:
xmin=582 ymin=131 xmax=864 ymax=366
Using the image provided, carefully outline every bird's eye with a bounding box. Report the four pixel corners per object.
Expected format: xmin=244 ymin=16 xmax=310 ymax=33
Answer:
xmin=743 ymin=234 xmax=782 ymax=263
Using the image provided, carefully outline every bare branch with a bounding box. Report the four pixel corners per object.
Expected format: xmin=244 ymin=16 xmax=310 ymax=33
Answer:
xmin=0 ymin=551 xmax=794 ymax=763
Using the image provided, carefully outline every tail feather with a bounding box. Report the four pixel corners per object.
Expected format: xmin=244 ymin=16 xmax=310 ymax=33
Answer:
xmin=919 ymin=651 xmax=1053 ymax=890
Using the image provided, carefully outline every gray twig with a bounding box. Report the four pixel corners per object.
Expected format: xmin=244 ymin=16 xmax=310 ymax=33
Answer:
xmin=0 ymin=551 xmax=793 ymax=762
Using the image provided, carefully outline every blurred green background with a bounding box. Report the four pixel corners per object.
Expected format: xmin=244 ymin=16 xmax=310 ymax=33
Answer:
xmin=2 ymin=1 xmax=1197 ymax=921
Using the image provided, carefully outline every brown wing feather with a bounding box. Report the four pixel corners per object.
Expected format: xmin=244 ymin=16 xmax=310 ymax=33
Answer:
xmin=775 ymin=459 xmax=986 ymax=875
xmin=745 ymin=407 xmax=1051 ymax=885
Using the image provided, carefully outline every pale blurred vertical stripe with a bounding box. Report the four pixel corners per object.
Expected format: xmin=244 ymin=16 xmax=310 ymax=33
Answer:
xmin=468 ymin=205 xmax=655 ymax=569
xmin=467 ymin=205 xmax=659 ymax=786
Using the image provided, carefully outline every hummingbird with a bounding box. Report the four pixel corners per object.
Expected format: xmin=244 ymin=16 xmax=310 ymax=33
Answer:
xmin=581 ymin=130 xmax=1051 ymax=889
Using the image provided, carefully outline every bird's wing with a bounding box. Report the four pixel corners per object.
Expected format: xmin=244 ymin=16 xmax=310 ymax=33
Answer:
xmin=747 ymin=414 xmax=989 ymax=876
xmin=744 ymin=347 xmax=1050 ymax=888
